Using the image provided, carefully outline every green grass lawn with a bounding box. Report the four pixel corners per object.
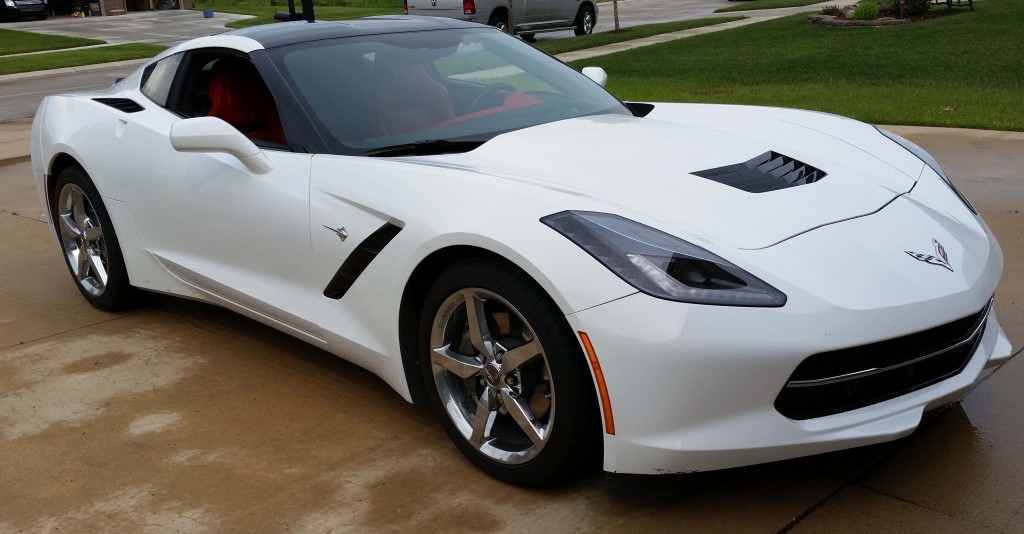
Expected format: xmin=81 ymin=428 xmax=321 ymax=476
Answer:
xmin=0 ymin=44 xmax=166 ymax=76
xmin=0 ymin=28 xmax=104 ymax=56
xmin=534 ymin=17 xmax=745 ymax=56
xmin=570 ymin=0 xmax=1024 ymax=131
xmin=715 ymin=0 xmax=827 ymax=13
xmin=193 ymin=0 xmax=403 ymax=28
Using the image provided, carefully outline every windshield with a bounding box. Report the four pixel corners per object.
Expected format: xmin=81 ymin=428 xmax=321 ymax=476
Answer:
xmin=270 ymin=27 xmax=631 ymax=155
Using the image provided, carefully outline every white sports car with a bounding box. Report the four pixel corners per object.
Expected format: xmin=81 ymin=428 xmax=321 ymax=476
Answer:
xmin=31 ymin=17 xmax=1012 ymax=491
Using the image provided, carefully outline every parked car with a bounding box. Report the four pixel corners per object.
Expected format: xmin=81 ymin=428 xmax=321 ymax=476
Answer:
xmin=30 ymin=17 xmax=1012 ymax=491
xmin=1 ymin=0 xmax=48 ymax=20
xmin=405 ymin=0 xmax=596 ymax=40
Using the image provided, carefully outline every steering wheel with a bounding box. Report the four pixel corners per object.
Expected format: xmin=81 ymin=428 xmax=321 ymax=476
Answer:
xmin=468 ymin=83 xmax=517 ymax=113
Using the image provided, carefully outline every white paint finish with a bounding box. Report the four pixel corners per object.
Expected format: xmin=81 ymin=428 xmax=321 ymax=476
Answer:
xmin=170 ymin=117 xmax=274 ymax=174
xmin=424 ymin=111 xmax=912 ymax=249
xmin=29 ymin=32 xmax=1009 ymax=478
xmin=182 ymin=34 xmax=264 ymax=54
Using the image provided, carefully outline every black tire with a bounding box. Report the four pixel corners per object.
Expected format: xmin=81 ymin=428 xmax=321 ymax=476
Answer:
xmin=35 ymin=13 xmax=48 ymax=20
xmin=418 ymin=258 xmax=600 ymax=486
xmin=574 ymin=5 xmax=594 ymax=36
xmin=520 ymin=33 xmax=536 ymax=43
xmin=488 ymin=12 xmax=509 ymax=33
xmin=50 ymin=166 xmax=137 ymax=311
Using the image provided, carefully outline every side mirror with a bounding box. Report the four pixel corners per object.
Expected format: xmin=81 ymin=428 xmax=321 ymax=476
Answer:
xmin=581 ymin=66 xmax=608 ymax=87
xmin=169 ymin=117 xmax=274 ymax=175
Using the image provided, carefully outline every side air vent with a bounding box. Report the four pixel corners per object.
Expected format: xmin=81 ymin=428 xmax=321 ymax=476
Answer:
xmin=93 ymin=98 xmax=145 ymax=113
xmin=323 ymin=223 xmax=403 ymax=300
xmin=693 ymin=151 xmax=826 ymax=193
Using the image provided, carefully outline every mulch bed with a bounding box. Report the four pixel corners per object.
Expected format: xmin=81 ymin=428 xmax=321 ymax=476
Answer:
xmin=808 ymin=5 xmax=947 ymax=26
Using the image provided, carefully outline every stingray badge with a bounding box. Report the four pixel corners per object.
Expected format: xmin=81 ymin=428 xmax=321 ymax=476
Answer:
xmin=905 ymin=238 xmax=953 ymax=272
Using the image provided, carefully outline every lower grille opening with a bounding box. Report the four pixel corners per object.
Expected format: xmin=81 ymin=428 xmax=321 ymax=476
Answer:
xmin=775 ymin=299 xmax=991 ymax=420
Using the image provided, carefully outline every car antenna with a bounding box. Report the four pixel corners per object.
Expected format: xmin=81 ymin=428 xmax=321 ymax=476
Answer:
xmin=275 ymin=0 xmax=315 ymax=22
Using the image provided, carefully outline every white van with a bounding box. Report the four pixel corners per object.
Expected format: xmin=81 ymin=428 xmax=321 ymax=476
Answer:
xmin=405 ymin=0 xmax=598 ymax=40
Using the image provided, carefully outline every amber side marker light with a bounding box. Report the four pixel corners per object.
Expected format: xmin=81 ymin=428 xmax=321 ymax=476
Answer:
xmin=578 ymin=331 xmax=615 ymax=435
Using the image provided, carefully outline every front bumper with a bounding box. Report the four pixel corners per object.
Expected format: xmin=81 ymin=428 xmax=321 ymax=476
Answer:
xmin=571 ymin=294 xmax=1010 ymax=475
xmin=568 ymin=191 xmax=1011 ymax=475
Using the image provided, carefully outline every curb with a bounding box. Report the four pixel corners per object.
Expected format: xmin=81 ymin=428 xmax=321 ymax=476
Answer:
xmin=0 ymin=119 xmax=34 ymax=164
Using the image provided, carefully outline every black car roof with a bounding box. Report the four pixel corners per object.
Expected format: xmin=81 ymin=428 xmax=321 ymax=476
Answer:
xmin=227 ymin=16 xmax=485 ymax=48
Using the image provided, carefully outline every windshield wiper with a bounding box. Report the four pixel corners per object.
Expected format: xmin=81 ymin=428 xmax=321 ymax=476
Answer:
xmin=362 ymin=139 xmax=487 ymax=157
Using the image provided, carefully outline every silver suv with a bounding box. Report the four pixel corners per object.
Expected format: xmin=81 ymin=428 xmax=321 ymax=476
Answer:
xmin=405 ymin=0 xmax=597 ymax=40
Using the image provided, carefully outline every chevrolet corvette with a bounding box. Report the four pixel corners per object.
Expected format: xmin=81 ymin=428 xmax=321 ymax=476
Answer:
xmin=30 ymin=16 xmax=1013 ymax=490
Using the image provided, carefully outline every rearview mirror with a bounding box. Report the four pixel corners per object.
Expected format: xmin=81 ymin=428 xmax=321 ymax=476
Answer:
xmin=169 ymin=117 xmax=274 ymax=175
xmin=581 ymin=66 xmax=608 ymax=87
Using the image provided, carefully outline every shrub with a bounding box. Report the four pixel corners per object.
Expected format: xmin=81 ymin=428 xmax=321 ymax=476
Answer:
xmin=892 ymin=0 xmax=930 ymax=15
xmin=853 ymin=0 xmax=878 ymax=20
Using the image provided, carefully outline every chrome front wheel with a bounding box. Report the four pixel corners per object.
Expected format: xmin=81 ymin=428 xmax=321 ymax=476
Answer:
xmin=430 ymin=287 xmax=554 ymax=465
xmin=420 ymin=259 xmax=600 ymax=486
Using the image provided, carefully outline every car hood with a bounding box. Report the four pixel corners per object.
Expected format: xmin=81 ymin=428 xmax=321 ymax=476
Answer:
xmin=417 ymin=104 xmax=926 ymax=249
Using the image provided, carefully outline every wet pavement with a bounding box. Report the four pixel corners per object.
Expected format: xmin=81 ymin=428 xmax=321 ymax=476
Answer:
xmin=0 ymin=126 xmax=1021 ymax=531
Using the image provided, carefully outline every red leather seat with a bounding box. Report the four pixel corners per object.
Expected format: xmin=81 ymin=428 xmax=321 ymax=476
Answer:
xmin=373 ymin=65 xmax=455 ymax=136
xmin=208 ymin=57 xmax=286 ymax=145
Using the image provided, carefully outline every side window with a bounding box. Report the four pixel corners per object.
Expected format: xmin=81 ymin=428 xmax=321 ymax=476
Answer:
xmin=140 ymin=53 xmax=183 ymax=108
xmin=169 ymin=50 xmax=288 ymax=148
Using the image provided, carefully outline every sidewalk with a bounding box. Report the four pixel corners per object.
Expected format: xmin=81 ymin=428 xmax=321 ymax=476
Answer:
xmin=559 ymin=0 xmax=839 ymax=62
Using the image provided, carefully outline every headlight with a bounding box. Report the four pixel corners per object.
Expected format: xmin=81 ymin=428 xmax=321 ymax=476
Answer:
xmin=4 ymin=0 xmax=15 ymax=7
xmin=876 ymin=127 xmax=976 ymax=214
xmin=542 ymin=211 xmax=787 ymax=307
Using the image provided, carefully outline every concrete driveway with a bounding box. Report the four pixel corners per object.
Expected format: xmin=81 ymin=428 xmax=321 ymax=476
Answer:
xmin=0 ymin=125 xmax=1021 ymax=531
xmin=1 ymin=10 xmax=250 ymax=46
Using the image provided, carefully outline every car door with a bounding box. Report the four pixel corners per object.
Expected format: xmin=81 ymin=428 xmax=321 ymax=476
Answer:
xmin=115 ymin=49 xmax=325 ymax=342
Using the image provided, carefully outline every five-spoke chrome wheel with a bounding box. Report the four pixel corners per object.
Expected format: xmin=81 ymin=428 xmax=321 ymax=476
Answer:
xmin=56 ymin=183 xmax=109 ymax=296
xmin=50 ymin=166 xmax=136 ymax=311
xmin=420 ymin=259 xmax=599 ymax=486
xmin=430 ymin=288 xmax=554 ymax=465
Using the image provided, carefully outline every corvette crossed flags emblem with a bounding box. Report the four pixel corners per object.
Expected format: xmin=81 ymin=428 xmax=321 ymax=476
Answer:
xmin=905 ymin=238 xmax=954 ymax=272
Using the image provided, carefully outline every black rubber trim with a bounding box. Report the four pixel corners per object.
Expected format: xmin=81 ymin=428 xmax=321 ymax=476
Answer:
xmin=323 ymin=222 xmax=402 ymax=299
xmin=624 ymin=102 xmax=654 ymax=118
xmin=93 ymin=98 xmax=145 ymax=113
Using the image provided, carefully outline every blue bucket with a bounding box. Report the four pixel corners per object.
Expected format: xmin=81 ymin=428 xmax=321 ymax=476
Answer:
xmin=203 ymin=9 xmax=214 ymax=18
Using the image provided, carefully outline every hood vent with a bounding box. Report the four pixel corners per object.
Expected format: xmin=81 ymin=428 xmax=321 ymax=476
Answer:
xmin=693 ymin=151 xmax=826 ymax=193
xmin=93 ymin=98 xmax=145 ymax=113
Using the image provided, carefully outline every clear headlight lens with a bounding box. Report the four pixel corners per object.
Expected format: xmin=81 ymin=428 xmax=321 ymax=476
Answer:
xmin=4 ymin=0 xmax=16 ymax=7
xmin=542 ymin=211 xmax=787 ymax=307
xmin=876 ymin=127 xmax=977 ymax=214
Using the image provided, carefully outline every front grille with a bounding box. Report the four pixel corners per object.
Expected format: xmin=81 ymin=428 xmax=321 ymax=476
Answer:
xmin=93 ymin=98 xmax=145 ymax=113
xmin=693 ymin=151 xmax=826 ymax=193
xmin=774 ymin=299 xmax=992 ymax=420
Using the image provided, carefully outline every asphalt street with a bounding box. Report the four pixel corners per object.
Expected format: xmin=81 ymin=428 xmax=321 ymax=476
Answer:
xmin=0 ymin=64 xmax=133 ymax=121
